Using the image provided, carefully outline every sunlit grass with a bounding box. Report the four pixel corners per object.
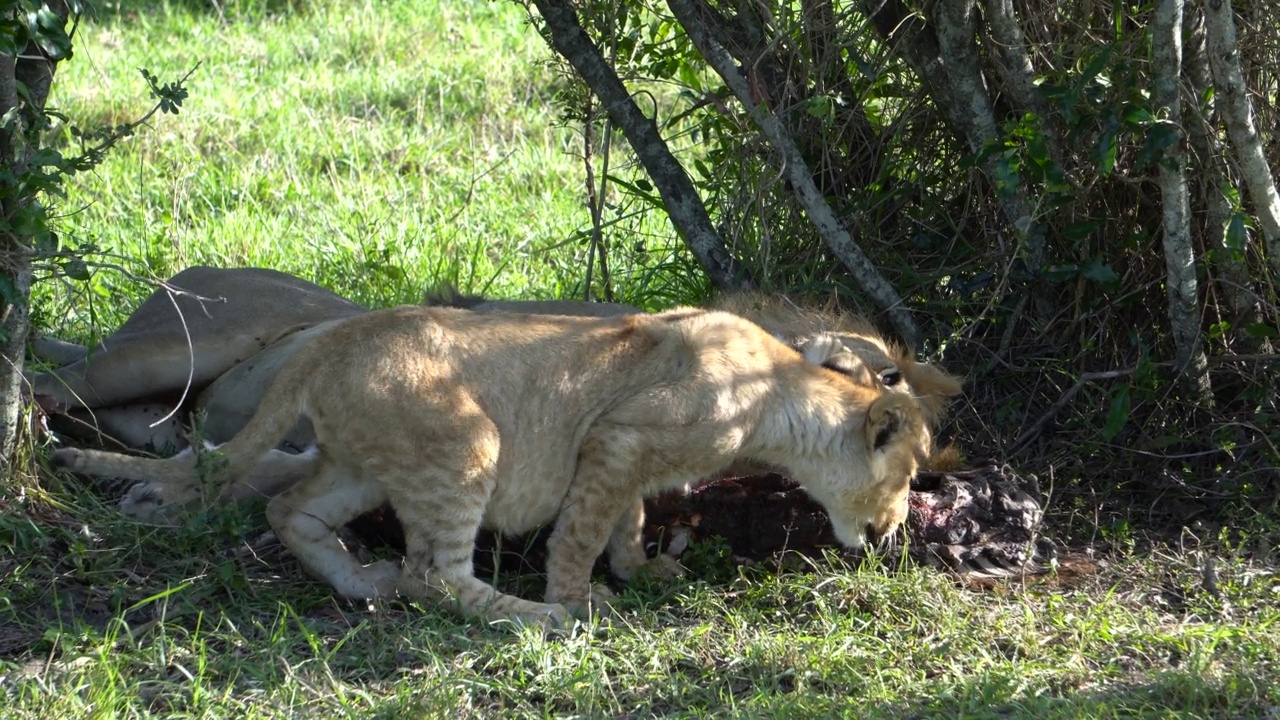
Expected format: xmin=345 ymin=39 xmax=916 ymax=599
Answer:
xmin=41 ymin=0 xmax=692 ymax=338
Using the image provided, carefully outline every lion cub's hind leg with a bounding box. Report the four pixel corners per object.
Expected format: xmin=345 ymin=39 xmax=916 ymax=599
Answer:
xmin=545 ymin=434 xmax=691 ymax=619
xmin=265 ymin=456 xmax=400 ymax=599
xmin=386 ymin=462 xmax=573 ymax=631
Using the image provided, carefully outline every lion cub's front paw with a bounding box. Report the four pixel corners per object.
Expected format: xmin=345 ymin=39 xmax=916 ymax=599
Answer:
xmin=507 ymin=602 xmax=576 ymax=634
xmin=119 ymin=480 xmax=202 ymax=523
xmin=634 ymin=554 xmax=686 ymax=582
xmin=550 ymin=583 xmax=617 ymax=621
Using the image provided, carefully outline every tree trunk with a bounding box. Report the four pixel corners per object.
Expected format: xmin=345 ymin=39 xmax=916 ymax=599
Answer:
xmin=1184 ymin=6 xmax=1262 ymax=342
xmin=530 ymin=0 xmax=753 ymax=292
xmin=1201 ymin=0 xmax=1280 ymax=278
xmin=980 ymin=0 xmax=1064 ymax=171
xmin=0 ymin=250 xmax=32 ymax=467
xmin=0 ymin=3 xmax=70 ymax=470
xmin=1154 ymin=0 xmax=1213 ymax=402
xmin=667 ymin=0 xmax=920 ymax=345
xmin=932 ymin=0 xmax=1047 ymax=271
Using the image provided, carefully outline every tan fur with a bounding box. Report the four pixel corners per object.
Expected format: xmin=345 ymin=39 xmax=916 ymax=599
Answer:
xmin=35 ymin=268 xmax=959 ymax=520
xmin=709 ymin=292 xmax=964 ymax=467
xmin=53 ymin=306 xmax=924 ymax=628
xmin=709 ymin=292 xmax=964 ymax=423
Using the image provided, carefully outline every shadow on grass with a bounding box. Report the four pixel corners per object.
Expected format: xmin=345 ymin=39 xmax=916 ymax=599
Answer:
xmin=875 ymin=669 xmax=1277 ymax=719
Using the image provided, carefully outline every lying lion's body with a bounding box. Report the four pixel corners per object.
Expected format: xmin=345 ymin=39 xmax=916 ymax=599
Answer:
xmin=31 ymin=267 xmax=367 ymax=450
xmin=54 ymin=306 xmax=924 ymax=627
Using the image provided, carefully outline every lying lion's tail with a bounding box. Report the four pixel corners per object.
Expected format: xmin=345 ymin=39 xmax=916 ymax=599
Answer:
xmin=50 ymin=362 xmax=312 ymax=486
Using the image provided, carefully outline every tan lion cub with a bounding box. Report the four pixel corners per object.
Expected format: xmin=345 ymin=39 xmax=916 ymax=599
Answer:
xmin=54 ymin=306 xmax=925 ymax=629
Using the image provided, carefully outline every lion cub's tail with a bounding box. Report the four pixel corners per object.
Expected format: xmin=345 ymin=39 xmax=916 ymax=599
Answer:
xmin=50 ymin=362 xmax=312 ymax=486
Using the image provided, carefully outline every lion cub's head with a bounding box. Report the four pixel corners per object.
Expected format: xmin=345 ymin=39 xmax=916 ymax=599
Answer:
xmin=796 ymin=336 xmax=927 ymax=548
xmin=717 ymin=292 xmax=963 ymax=470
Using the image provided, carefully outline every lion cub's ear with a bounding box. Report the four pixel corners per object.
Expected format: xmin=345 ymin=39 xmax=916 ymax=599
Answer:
xmin=900 ymin=360 xmax=964 ymax=425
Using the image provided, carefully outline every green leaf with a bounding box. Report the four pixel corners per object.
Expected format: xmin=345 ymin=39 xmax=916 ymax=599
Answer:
xmin=28 ymin=147 xmax=64 ymax=168
xmin=0 ymin=25 xmax=21 ymax=56
xmin=1081 ymin=258 xmax=1118 ymax=285
xmin=1223 ymin=211 xmax=1247 ymax=258
xmin=677 ymin=61 xmax=701 ymax=93
xmin=1138 ymin=121 xmax=1179 ymax=170
xmin=1063 ymin=221 xmax=1099 ymax=246
xmin=27 ymin=7 xmax=73 ymax=61
xmin=1095 ymin=128 xmax=1118 ymax=175
xmin=1077 ymin=48 xmax=1113 ymax=87
xmin=61 ymin=257 xmax=90 ymax=280
xmin=804 ymin=96 xmax=834 ymax=123
xmin=1243 ymin=323 xmax=1278 ymax=339
xmin=1101 ymin=384 xmax=1130 ymax=441
xmin=9 ymin=202 xmax=47 ymax=237
xmin=1121 ymin=104 xmax=1154 ymax=126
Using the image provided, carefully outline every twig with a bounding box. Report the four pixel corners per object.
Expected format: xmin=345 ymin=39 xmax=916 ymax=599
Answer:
xmin=147 ymin=289 xmax=196 ymax=429
xmin=443 ymin=147 xmax=516 ymax=228
xmin=1009 ymin=367 xmax=1136 ymax=455
xmin=37 ymin=254 xmax=229 ymax=315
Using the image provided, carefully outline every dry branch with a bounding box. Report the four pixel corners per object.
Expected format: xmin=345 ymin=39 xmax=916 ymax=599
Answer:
xmin=1153 ymin=0 xmax=1213 ymax=402
xmin=530 ymin=0 xmax=753 ymax=292
xmin=1202 ymin=0 xmax=1280 ymax=277
xmin=666 ymin=0 xmax=920 ymax=345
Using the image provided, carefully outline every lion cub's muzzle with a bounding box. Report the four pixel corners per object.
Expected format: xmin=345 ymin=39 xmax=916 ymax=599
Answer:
xmin=825 ymin=393 xmax=925 ymax=550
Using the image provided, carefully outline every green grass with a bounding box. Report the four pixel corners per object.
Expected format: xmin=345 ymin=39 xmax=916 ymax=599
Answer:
xmin=3 ymin=0 xmax=1279 ymax=717
xmin=2 ymin=488 xmax=1278 ymax=718
xmin=39 ymin=0 xmax=697 ymax=337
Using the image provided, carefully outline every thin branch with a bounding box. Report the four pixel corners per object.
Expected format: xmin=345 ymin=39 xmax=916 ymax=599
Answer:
xmin=530 ymin=0 xmax=753 ymax=291
xmin=1008 ymin=368 xmax=1136 ymax=455
xmin=667 ymin=0 xmax=920 ymax=345
xmin=147 ymin=289 xmax=197 ymax=429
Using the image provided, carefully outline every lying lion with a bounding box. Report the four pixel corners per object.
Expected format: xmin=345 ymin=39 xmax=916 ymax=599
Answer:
xmin=54 ymin=306 xmax=927 ymax=629
xmin=32 ymin=266 xmax=961 ymax=460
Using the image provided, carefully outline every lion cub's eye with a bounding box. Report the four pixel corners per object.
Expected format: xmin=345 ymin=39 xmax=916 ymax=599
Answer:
xmin=880 ymin=369 xmax=902 ymax=387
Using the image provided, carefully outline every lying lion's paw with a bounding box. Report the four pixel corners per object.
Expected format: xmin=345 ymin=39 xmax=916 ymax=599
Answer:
xmin=119 ymin=480 xmax=202 ymax=522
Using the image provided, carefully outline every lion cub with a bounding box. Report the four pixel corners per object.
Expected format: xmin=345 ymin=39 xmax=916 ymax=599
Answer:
xmin=54 ymin=306 xmax=925 ymax=629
